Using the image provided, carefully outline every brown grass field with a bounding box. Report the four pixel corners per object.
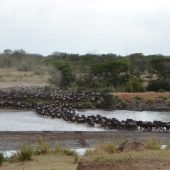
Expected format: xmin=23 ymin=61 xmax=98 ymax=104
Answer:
xmin=0 ymin=69 xmax=50 ymax=88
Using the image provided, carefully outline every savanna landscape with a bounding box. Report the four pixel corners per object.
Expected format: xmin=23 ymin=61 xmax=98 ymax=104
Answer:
xmin=1 ymin=0 xmax=170 ymax=169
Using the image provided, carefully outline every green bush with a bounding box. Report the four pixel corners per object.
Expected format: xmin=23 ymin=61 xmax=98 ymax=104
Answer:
xmin=134 ymin=96 xmax=142 ymax=100
xmin=0 ymin=152 xmax=4 ymax=166
xmin=147 ymin=79 xmax=170 ymax=91
xmin=99 ymin=87 xmax=113 ymax=93
xmin=126 ymin=76 xmax=144 ymax=92
xmin=98 ymin=93 xmax=115 ymax=109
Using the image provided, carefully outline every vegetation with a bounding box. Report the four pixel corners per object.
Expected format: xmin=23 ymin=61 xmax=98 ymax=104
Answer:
xmin=10 ymin=145 xmax=33 ymax=162
xmin=35 ymin=138 xmax=51 ymax=155
xmin=0 ymin=152 xmax=4 ymax=166
xmin=0 ymin=49 xmax=170 ymax=91
xmin=145 ymin=137 xmax=160 ymax=150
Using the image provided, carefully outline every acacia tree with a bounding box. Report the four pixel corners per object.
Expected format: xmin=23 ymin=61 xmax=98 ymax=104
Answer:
xmin=53 ymin=61 xmax=74 ymax=88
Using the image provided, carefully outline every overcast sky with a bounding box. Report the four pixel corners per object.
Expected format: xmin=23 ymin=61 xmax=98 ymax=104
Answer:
xmin=0 ymin=0 xmax=170 ymax=55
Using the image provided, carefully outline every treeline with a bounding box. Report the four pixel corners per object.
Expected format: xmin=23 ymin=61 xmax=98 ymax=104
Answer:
xmin=0 ymin=49 xmax=170 ymax=92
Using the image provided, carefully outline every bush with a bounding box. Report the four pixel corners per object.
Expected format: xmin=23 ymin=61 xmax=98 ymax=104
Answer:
xmin=166 ymin=97 xmax=170 ymax=106
xmin=147 ymin=79 xmax=170 ymax=91
xmin=126 ymin=77 xmax=144 ymax=92
xmin=134 ymin=96 xmax=142 ymax=100
xmin=17 ymin=145 xmax=33 ymax=161
xmin=145 ymin=137 xmax=160 ymax=150
xmin=99 ymin=87 xmax=113 ymax=93
xmin=98 ymin=93 xmax=115 ymax=109
xmin=0 ymin=152 xmax=4 ymax=166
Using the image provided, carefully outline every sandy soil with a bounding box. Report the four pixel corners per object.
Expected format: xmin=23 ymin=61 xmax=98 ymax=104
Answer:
xmin=1 ymin=154 xmax=77 ymax=170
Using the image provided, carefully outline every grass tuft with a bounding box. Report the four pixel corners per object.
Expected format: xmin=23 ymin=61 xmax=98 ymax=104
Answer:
xmin=35 ymin=138 xmax=51 ymax=155
xmin=10 ymin=145 xmax=33 ymax=162
xmin=145 ymin=137 xmax=160 ymax=150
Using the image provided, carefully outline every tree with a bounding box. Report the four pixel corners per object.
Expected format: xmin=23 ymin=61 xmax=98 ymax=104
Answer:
xmin=3 ymin=49 xmax=12 ymax=55
xmin=53 ymin=61 xmax=74 ymax=88
xmin=150 ymin=58 xmax=170 ymax=79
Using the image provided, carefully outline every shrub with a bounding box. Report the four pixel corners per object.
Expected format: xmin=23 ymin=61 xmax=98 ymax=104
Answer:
xmin=96 ymin=143 xmax=117 ymax=154
xmin=147 ymin=79 xmax=170 ymax=91
xmin=99 ymin=93 xmax=116 ymax=109
xmin=166 ymin=97 xmax=170 ymax=106
xmin=17 ymin=145 xmax=33 ymax=161
xmin=126 ymin=77 xmax=145 ymax=92
xmin=36 ymin=138 xmax=51 ymax=154
xmin=99 ymin=87 xmax=113 ymax=94
xmin=145 ymin=137 xmax=160 ymax=150
xmin=134 ymin=96 xmax=142 ymax=100
xmin=63 ymin=148 xmax=77 ymax=156
xmin=0 ymin=152 xmax=4 ymax=165
xmin=54 ymin=144 xmax=64 ymax=154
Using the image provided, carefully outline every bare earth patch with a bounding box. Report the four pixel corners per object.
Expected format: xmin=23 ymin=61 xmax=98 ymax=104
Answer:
xmin=114 ymin=92 xmax=170 ymax=101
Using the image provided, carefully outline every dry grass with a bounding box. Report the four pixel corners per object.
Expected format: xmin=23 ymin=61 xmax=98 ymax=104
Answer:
xmin=0 ymin=68 xmax=50 ymax=88
xmin=114 ymin=92 xmax=170 ymax=101
xmin=1 ymin=153 xmax=77 ymax=170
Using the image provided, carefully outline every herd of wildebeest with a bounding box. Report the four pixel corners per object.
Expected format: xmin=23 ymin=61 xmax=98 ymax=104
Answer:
xmin=0 ymin=87 xmax=170 ymax=131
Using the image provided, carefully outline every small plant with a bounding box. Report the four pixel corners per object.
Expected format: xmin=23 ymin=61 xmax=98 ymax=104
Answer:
xmin=145 ymin=137 xmax=160 ymax=150
xmin=17 ymin=145 xmax=33 ymax=161
xmin=36 ymin=138 xmax=51 ymax=154
xmin=134 ymin=96 xmax=142 ymax=100
xmin=96 ymin=143 xmax=117 ymax=154
xmin=74 ymin=154 xmax=79 ymax=163
xmin=158 ymin=88 xmax=166 ymax=92
xmin=63 ymin=148 xmax=77 ymax=156
xmin=166 ymin=97 xmax=170 ymax=106
xmin=0 ymin=152 xmax=4 ymax=166
xmin=54 ymin=144 xmax=64 ymax=154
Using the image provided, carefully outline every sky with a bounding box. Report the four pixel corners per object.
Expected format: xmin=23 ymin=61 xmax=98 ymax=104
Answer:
xmin=0 ymin=0 xmax=170 ymax=56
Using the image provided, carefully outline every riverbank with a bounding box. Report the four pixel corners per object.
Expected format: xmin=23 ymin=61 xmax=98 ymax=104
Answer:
xmin=112 ymin=92 xmax=170 ymax=111
xmin=1 ymin=131 xmax=170 ymax=151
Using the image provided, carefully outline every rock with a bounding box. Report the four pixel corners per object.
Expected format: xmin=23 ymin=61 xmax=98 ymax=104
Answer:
xmin=119 ymin=140 xmax=145 ymax=152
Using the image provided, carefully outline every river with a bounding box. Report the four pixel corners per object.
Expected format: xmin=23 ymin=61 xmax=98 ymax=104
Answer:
xmin=0 ymin=110 xmax=170 ymax=131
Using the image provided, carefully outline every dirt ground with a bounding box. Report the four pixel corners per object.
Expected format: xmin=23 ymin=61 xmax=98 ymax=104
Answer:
xmin=114 ymin=92 xmax=170 ymax=101
xmin=78 ymin=150 xmax=170 ymax=170
xmin=1 ymin=153 xmax=77 ymax=170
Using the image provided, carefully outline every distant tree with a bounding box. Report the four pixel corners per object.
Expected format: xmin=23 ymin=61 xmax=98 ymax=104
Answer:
xmin=128 ymin=53 xmax=146 ymax=74
xmin=91 ymin=60 xmax=129 ymax=87
xmin=52 ymin=61 xmax=74 ymax=88
xmin=3 ymin=49 xmax=12 ymax=55
xmin=150 ymin=58 xmax=170 ymax=79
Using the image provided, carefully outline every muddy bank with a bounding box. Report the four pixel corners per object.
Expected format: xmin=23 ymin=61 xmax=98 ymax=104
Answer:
xmin=1 ymin=131 xmax=170 ymax=151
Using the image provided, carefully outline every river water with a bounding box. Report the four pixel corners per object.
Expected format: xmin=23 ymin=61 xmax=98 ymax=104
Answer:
xmin=0 ymin=110 xmax=170 ymax=131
